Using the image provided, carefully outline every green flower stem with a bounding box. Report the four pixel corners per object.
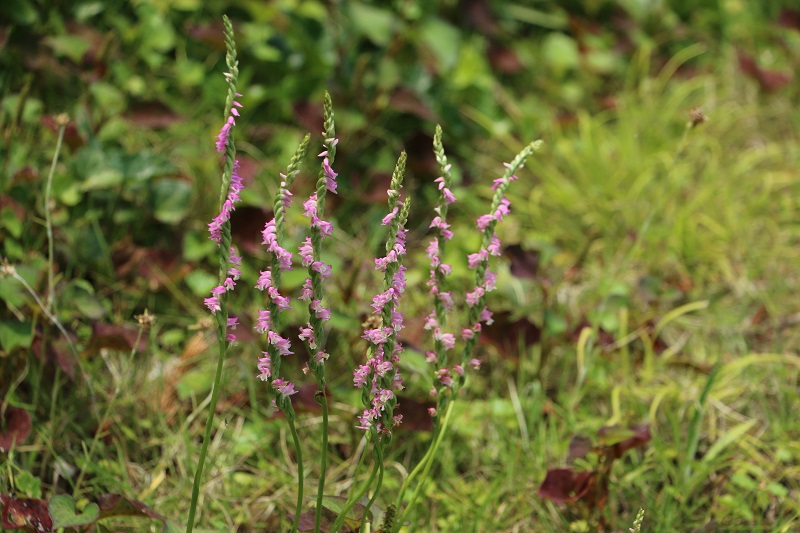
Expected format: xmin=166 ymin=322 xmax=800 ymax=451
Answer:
xmin=331 ymin=448 xmax=382 ymax=533
xmin=360 ymin=445 xmax=385 ymax=531
xmin=394 ymin=400 xmax=454 ymax=531
xmin=315 ymin=393 xmax=329 ymax=533
xmin=307 ymin=91 xmax=336 ymax=533
xmin=286 ymin=411 xmax=304 ymax=533
xmin=44 ymin=115 xmax=67 ymax=312
xmin=187 ymin=15 xmax=238 ymax=533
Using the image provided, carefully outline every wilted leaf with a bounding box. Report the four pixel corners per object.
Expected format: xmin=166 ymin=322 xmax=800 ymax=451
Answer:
xmin=125 ymin=101 xmax=182 ymax=128
xmin=49 ymin=495 xmax=99 ymax=528
xmin=479 ymin=311 xmax=541 ymax=358
xmin=567 ymin=435 xmax=592 ymax=463
xmin=96 ymin=494 xmax=165 ymax=522
xmin=598 ymin=424 xmax=651 ymax=460
xmin=0 ymin=495 xmax=53 ymax=532
xmin=394 ymin=395 xmax=435 ymax=432
xmin=537 ymin=468 xmax=596 ymax=504
xmin=87 ymin=322 xmax=148 ymax=354
xmin=505 ymin=244 xmax=540 ymax=279
xmin=0 ymin=405 xmax=32 ymax=452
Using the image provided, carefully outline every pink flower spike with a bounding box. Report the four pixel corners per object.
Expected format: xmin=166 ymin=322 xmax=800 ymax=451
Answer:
xmin=299 ymin=238 xmax=314 ymax=266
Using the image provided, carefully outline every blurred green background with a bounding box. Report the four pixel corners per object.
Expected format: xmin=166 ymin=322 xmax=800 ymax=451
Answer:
xmin=1 ymin=0 xmax=799 ymax=531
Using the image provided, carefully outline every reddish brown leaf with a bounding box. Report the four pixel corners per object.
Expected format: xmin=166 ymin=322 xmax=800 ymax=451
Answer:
xmin=87 ymin=322 xmax=148 ymax=354
xmin=737 ymin=51 xmax=792 ymax=92
xmin=124 ymin=101 xmax=182 ymax=129
xmin=39 ymin=115 xmax=83 ymax=151
xmin=504 ymin=244 xmax=540 ymax=280
xmin=388 ymin=87 xmax=435 ymax=120
xmin=96 ymin=494 xmax=165 ymax=522
xmin=567 ymin=435 xmax=592 ymax=463
xmin=777 ymin=9 xmax=800 ymax=30
xmin=537 ymin=468 xmax=595 ymax=504
xmin=395 ymin=395 xmax=435 ymax=432
xmin=0 ymin=495 xmax=53 ymax=532
xmin=230 ymin=206 xmax=272 ymax=256
xmin=31 ymin=333 xmax=77 ymax=380
xmin=598 ymin=423 xmax=651 ymax=460
xmin=487 ymin=42 xmax=524 ymax=74
xmin=186 ymin=20 xmax=226 ymax=50
xmin=293 ymin=100 xmax=324 ymax=135
xmin=479 ymin=311 xmax=541 ymax=358
xmin=0 ymin=405 xmax=32 ymax=452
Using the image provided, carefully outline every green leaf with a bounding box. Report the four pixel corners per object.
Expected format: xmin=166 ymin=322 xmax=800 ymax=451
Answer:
xmin=49 ymin=495 xmax=100 ymax=528
xmin=0 ymin=320 xmax=34 ymax=351
xmin=61 ymin=279 xmax=107 ymax=320
xmin=1 ymin=208 xmax=23 ymax=238
xmin=320 ymin=495 xmax=371 ymax=528
xmin=43 ymin=35 xmax=90 ymax=63
xmin=420 ymin=18 xmax=461 ymax=72
xmin=542 ymin=33 xmax=579 ymax=75
xmin=14 ymin=470 xmax=42 ymax=498
xmin=184 ymin=270 xmax=217 ymax=297
xmin=348 ymin=2 xmax=394 ymax=46
xmin=151 ymin=179 xmax=192 ymax=224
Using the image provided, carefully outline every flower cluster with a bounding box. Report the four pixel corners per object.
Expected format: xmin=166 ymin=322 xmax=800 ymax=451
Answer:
xmin=353 ymin=153 xmax=410 ymax=437
xmin=424 ymin=130 xmax=543 ymax=411
xmin=253 ymin=135 xmax=311 ymax=403
xmin=297 ymin=94 xmax=339 ymax=380
xmin=208 ymin=93 xmax=244 ymax=245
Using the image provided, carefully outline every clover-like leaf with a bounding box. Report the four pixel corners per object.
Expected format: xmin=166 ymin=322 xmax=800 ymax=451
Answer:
xmin=49 ymin=494 xmax=100 ymax=528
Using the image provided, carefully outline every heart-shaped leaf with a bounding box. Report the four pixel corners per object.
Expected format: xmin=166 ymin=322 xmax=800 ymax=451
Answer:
xmin=49 ymin=494 xmax=99 ymax=528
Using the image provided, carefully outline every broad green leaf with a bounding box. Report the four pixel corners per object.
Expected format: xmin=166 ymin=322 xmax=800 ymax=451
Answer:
xmin=1 ymin=207 xmax=23 ymax=238
xmin=49 ymin=495 xmax=100 ymax=528
xmin=184 ymin=270 xmax=217 ymax=296
xmin=348 ymin=2 xmax=394 ymax=46
xmin=542 ymin=33 xmax=579 ymax=75
xmin=420 ymin=18 xmax=461 ymax=72
xmin=151 ymin=178 xmax=192 ymax=224
xmin=0 ymin=320 xmax=33 ymax=351
xmin=43 ymin=35 xmax=90 ymax=63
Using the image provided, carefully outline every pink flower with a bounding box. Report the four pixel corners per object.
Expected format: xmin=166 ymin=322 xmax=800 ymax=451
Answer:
xmin=255 ymin=270 xmax=272 ymax=291
xmin=272 ymin=378 xmax=297 ymax=398
xmin=467 ymin=250 xmax=489 ymax=269
xmin=354 ymin=365 xmax=371 ymax=387
xmin=476 ymin=214 xmax=493 ymax=231
xmin=487 ymin=234 xmax=502 ymax=255
xmin=204 ymin=296 xmax=220 ymax=314
xmin=255 ymin=310 xmax=271 ymax=334
xmin=299 ymin=279 xmax=313 ymax=301
xmin=470 ymin=358 xmax=482 ymax=370
xmin=322 ymin=157 xmax=338 ymax=193
xmin=257 ymin=352 xmax=272 ymax=381
xmin=299 ymin=238 xmax=314 ymax=266
xmin=268 ymin=331 xmax=293 ymax=356
xmin=299 ymin=325 xmax=316 ymax=349
xmin=311 ymin=300 xmax=331 ymax=321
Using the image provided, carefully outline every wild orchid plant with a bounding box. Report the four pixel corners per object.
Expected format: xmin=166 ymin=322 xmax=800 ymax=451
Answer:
xmin=187 ymin=17 xmax=543 ymax=533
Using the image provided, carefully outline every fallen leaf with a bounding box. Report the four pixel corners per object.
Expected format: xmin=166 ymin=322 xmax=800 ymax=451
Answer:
xmin=0 ymin=495 xmax=53 ymax=532
xmin=0 ymin=405 xmax=32 ymax=452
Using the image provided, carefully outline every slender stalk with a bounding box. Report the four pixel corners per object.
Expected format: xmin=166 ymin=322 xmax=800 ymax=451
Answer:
xmin=360 ymin=444 xmax=384 ymax=530
xmin=394 ymin=400 xmax=454 ymax=530
xmin=44 ymin=114 xmax=67 ymax=312
xmin=314 ymin=393 xmax=329 ymax=532
xmin=331 ymin=452 xmax=381 ymax=532
xmin=187 ymin=15 xmax=239 ymax=533
xmin=286 ymin=413 xmax=304 ymax=533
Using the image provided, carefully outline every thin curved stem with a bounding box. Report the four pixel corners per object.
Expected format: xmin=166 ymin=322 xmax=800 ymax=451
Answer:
xmin=331 ymin=451 xmax=381 ymax=533
xmin=44 ymin=117 xmax=66 ymax=312
xmin=314 ymin=392 xmax=329 ymax=532
xmin=361 ymin=445 xmax=384 ymax=531
xmin=187 ymin=316 xmax=228 ymax=533
xmin=394 ymin=400 xmax=455 ymax=531
xmin=287 ymin=413 xmax=304 ymax=533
